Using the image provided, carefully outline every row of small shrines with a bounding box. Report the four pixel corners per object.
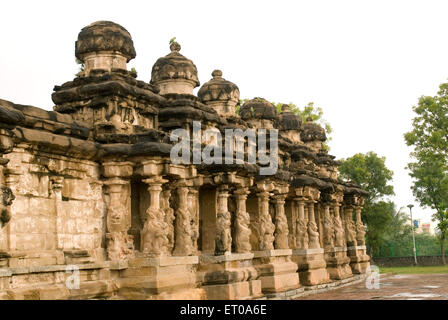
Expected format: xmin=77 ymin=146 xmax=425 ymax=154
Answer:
xmin=100 ymin=161 xmax=369 ymax=298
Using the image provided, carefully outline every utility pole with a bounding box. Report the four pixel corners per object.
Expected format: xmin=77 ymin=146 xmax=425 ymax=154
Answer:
xmin=408 ymin=204 xmax=418 ymax=265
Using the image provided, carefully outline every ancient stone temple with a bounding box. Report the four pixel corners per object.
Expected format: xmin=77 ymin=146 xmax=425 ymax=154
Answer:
xmin=0 ymin=21 xmax=369 ymax=300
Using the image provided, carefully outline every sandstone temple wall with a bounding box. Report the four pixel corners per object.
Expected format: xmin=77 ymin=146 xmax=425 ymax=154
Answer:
xmin=0 ymin=21 xmax=370 ymax=300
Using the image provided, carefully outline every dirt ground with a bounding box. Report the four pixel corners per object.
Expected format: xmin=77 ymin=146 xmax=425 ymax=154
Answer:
xmin=298 ymin=273 xmax=448 ymax=300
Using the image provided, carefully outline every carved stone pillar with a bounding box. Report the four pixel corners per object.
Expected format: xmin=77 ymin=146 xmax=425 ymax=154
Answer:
xmin=273 ymin=195 xmax=289 ymax=249
xmin=161 ymin=189 xmax=175 ymax=254
xmin=104 ymin=177 xmax=134 ymax=261
xmin=188 ymin=188 xmax=199 ymax=254
xmin=257 ymin=191 xmax=275 ymax=251
xmin=50 ymin=176 xmax=64 ymax=250
xmin=355 ymin=206 xmax=366 ymax=246
xmin=291 ymin=187 xmax=329 ymax=286
xmin=141 ymin=178 xmax=169 ymax=256
xmin=307 ymin=201 xmax=320 ymax=249
xmin=173 ymin=185 xmax=194 ymax=256
xmin=344 ymin=206 xmax=357 ymax=247
xmin=233 ymin=188 xmax=251 ymax=253
xmin=294 ymin=198 xmax=308 ymax=249
xmin=215 ymin=185 xmax=232 ymax=255
xmin=322 ymin=203 xmax=334 ymax=250
xmin=332 ymin=203 xmax=345 ymax=247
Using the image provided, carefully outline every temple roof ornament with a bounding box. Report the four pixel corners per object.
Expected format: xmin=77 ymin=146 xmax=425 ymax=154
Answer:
xmin=239 ymin=98 xmax=278 ymax=121
xmin=198 ymin=70 xmax=240 ymax=105
xmin=279 ymin=104 xmax=302 ymax=131
xmin=75 ymin=21 xmax=136 ymax=74
xmin=198 ymin=70 xmax=240 ymax=117
xmin=301 ymin=117 xmax=327 ymax=142
xmin=150 ymin=41 xmax=200 ymax=95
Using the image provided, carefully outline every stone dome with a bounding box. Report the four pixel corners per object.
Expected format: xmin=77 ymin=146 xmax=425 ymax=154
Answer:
xmin=75 ymin=21 xmax=136 ymax=62
xmin=198 ymin=70 xmax=240 ymax=103
xmin=279 ymin=104 xmax=302 ymax=130
xmin=301 ymin=117 xmax=326 ymax=142
xmin=150 ymin=42 xmax=200 ymax=94
xmin=239 ymin=98 xmax=278 ymax=121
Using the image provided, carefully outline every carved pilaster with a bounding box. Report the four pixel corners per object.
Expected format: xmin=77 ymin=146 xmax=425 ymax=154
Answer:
xmin=332 ymin=203 xmax=345 ymax=247
xmin=161 ymin=188 xmax=175 ymax=254
xmin=233 ymin=188 xmax=251 ymax=253
xmin=173 ymin=185 xmax=194 ymax=256
xmin=273 ymin=195 xmax=289 ymax=249
xmin=257 ymin=191 xmax=275 ymax=250
xmin=215 ymin=185 xmax=232 ymax=255
xmin=141 ymin=178 xmax=169 ymax=256
xmin=188 ymin=188 xmax=199 ymax=254
xmin=322 ymin=203 xmax=334 ymax=249
xmin=294 ymin=198 xmax=308 ymax=249
xmin=355 ymin=206 xmax=366 ymax=246
xmin=344 ymin=206 xmax=357 ymax=247
xmin=104 ymin=178 xmax=134 ymax=261
xmin=307 ymin=201 xmax=320 ymax=249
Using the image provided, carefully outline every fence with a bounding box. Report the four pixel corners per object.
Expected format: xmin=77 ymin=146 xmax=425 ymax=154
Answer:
xmin=369 ymin=235 xmax=444 ymax=258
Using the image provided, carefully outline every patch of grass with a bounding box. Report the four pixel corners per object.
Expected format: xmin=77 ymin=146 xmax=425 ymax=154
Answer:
xmin=379 ymin=265 xmax=448 ymax=274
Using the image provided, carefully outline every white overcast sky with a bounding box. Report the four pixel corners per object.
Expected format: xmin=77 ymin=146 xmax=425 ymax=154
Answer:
xmin=2 ymin=0 xmax=448 ymax=223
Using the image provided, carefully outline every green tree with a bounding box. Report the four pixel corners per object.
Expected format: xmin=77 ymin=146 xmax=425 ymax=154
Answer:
xmin=404 ymin=81 xmax=448 ymax=264
xmin=386 ymin=207 xmax=413 ymax=243
xmin=338 ymin=152 xmax=395 ymax=257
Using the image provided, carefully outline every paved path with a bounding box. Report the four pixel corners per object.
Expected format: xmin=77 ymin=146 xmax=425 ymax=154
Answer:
xmin=298 ymin=273 xmax=448 ymax=300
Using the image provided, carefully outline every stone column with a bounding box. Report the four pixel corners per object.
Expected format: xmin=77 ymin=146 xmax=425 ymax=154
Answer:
xmin=294 ymin=198 xmax=308 ymax=249
xmin=257 ymin=191 xmax=275 ymax=250
xmin=332 ymin=203 xmax=345 ymax=247
xmin=104 ymin=177 xmax=134 ymax=261
xmin=273 ymin=195 xmax=289 ymax=249
xmin=344 ymin=206 xmax=357 ymax=247
xmin=50 ymin=176 xmax=64 ymax=250
xmin=141 ymin=178 xmax=169 ymax=256
xmin=215 ymin=185 xmax=232 ymax=255
xmin=322 ymin=203 xmax=334 ymax=250
xmin=173 ymin=185 xmax=194 ymax=256
xmin=161 ymin=189 xmax=175 ymax=254
xmin=307 ymin=201 xmax=321 ymax=249
xmin=188 ymin=188 xmax=199 ymax=254
xmin=355 ymin=206 xmax=366 ymax=246
xmin=233 ymin=188 xmax=251 ymax=253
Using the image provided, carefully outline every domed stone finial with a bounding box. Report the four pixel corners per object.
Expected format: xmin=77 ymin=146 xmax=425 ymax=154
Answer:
xmin=212 ymin=69 xmax=223 ymax=78
xmin=75 ymin=21 xmax=136 ymax=75
xmin=151 ymin=41 xmax=199 ymax=95
xmin=306 ymin=116 xmax=313 ymax=123
xmin=198 ymin=69 xmax=239 ymax=117
xmin=281 ymin=104 xmax=291 ymax=113
xmin=170 ymin=41 xmax=181 ymax=53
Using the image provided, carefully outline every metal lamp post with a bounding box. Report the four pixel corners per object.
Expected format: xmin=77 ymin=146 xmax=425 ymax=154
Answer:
xmin=407 ymin=204 xmax=418 ymax=265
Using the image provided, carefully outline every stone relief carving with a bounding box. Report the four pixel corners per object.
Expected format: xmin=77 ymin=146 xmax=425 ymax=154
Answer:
xmin=173 ymin=187 xmax=194 ymax=256
xmin=323 ymin=205 xmax=334 ymax=249
xmin=234 ymin=189 xmax=251 ymax=253
xmin=258 ymin=192 xmax=275 ymax=250
xmin=307 ymin=221 xmax=321 ymax=249
xmin=274 ymin=196 xmax=289 ymax=249
xmin=215 ymin=188 xmax=232 ymax=255
xmin=333 ymin=206 xmax=345 ymax=247
xmin=162 ymin=189 xmax=175 ymax=254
